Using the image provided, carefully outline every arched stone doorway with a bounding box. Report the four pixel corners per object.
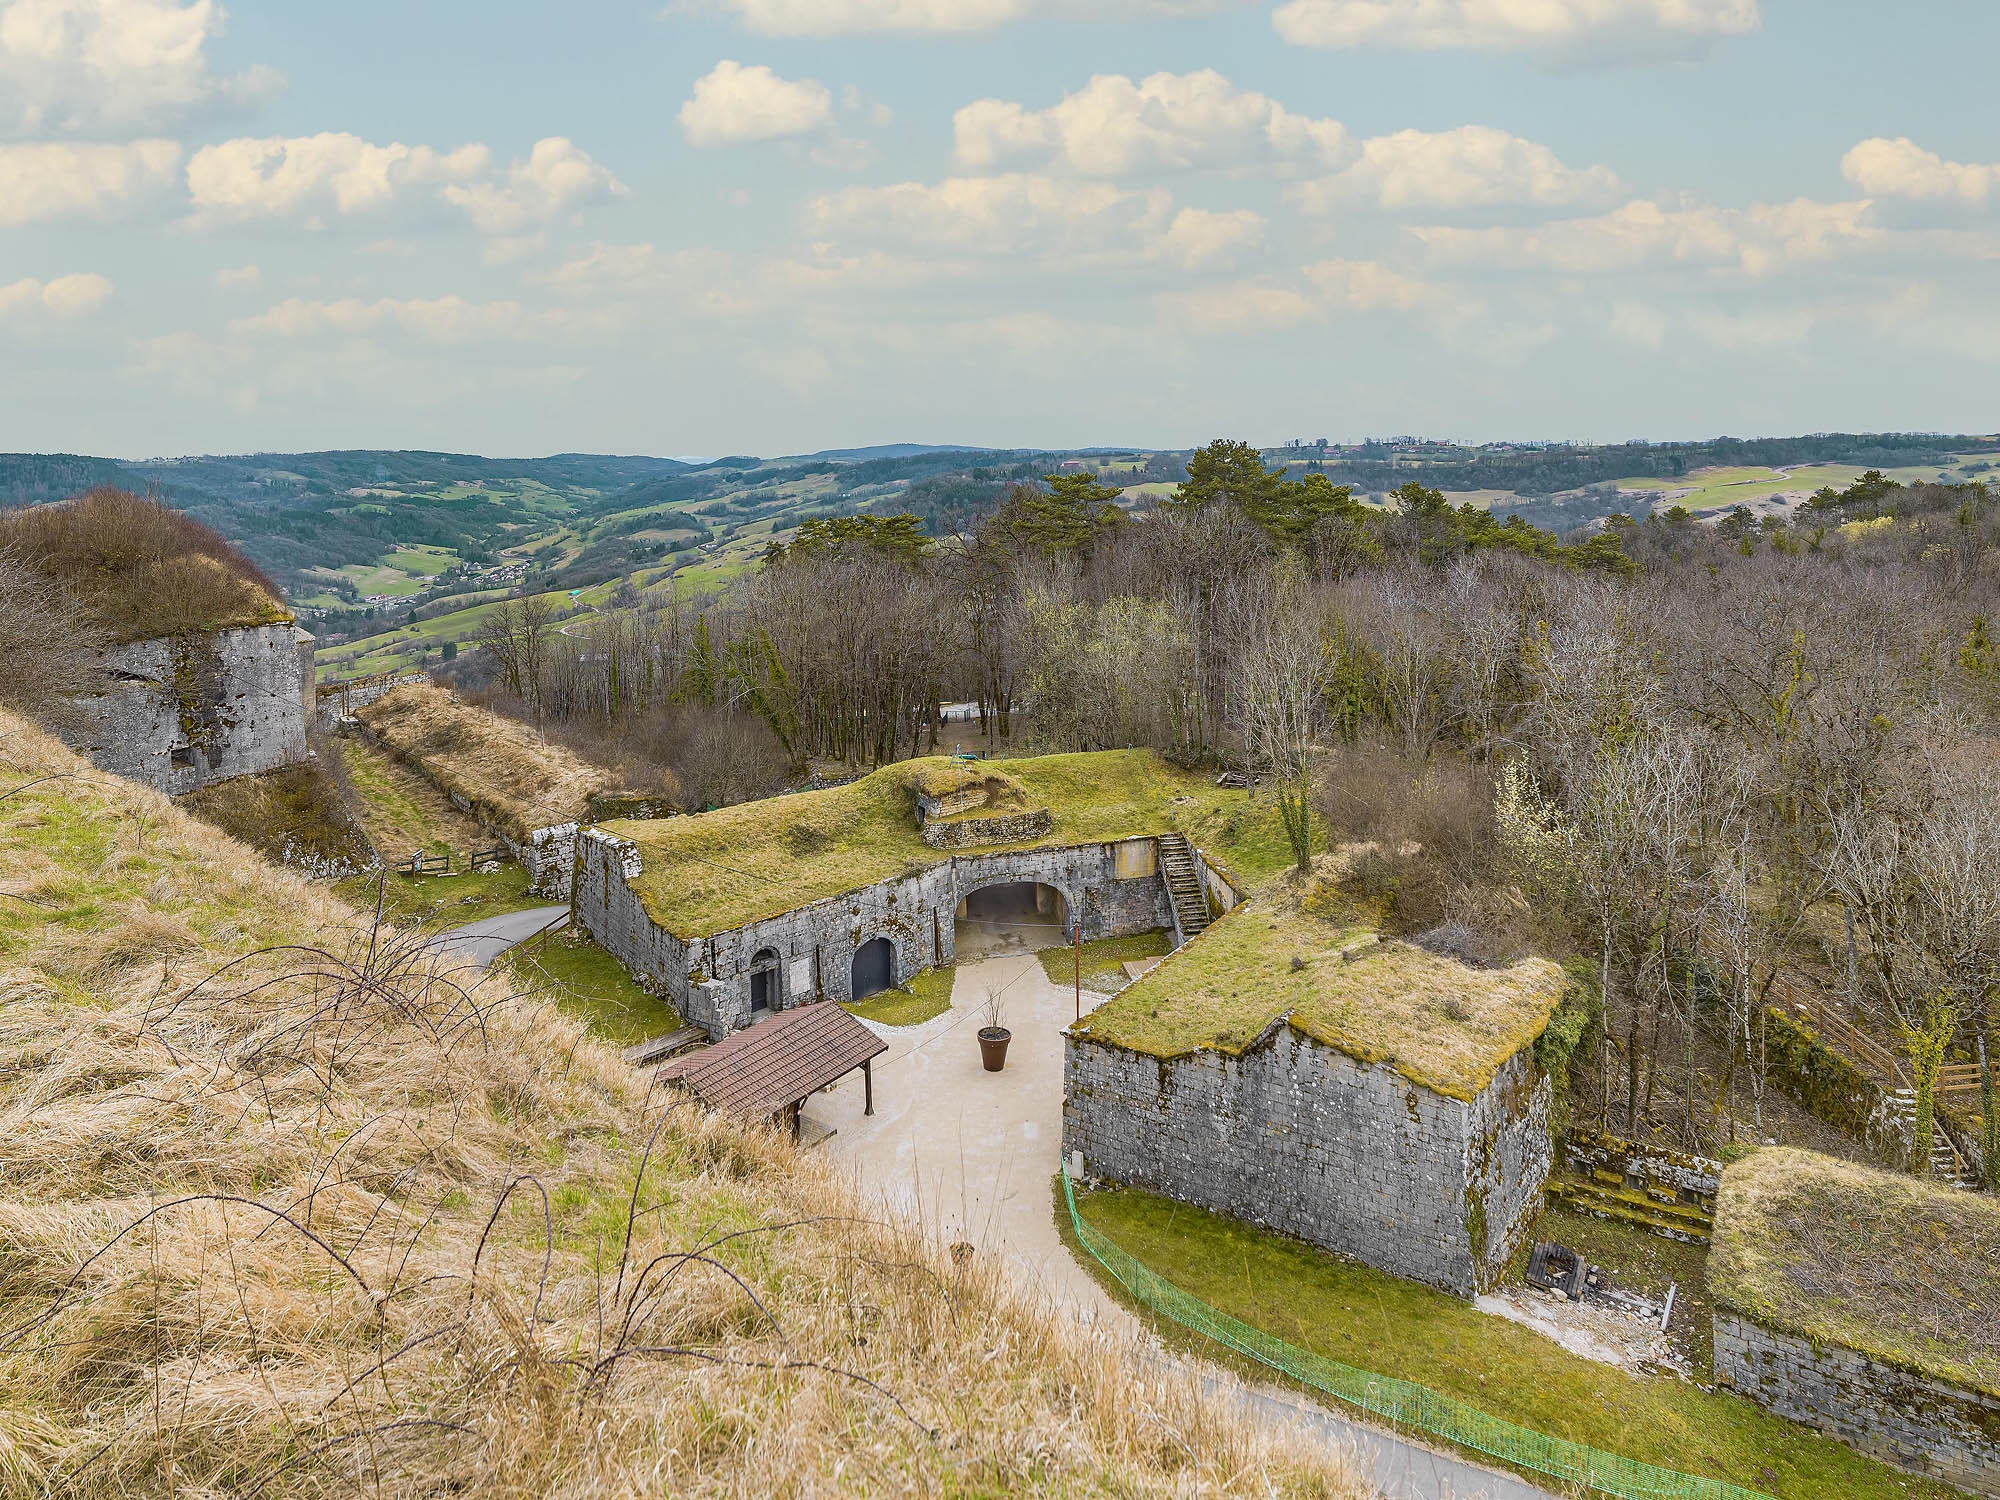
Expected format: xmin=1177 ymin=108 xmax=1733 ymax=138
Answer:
xmin=850 ymin=936 xmax=895 ymax=1000
xmin=749 ymin=947 xmax=781 ymax=1013
xmin=955 ymin=882 xmax=1069 ymax=958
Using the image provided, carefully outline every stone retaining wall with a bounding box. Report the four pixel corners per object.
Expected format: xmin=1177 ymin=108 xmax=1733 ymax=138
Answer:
xmin=919 ymin=808 xmax=1054 ymax=849
xmin=1063 ymin=1023 xmax=1551 ymax=1297
xmin=62 ymin=623 xmax=312 ymax=796
xmin=575 ymin=834 xmax=1176 ymax=1039
xmin=1715 ymin=1311 xmax=2000 ymax=1495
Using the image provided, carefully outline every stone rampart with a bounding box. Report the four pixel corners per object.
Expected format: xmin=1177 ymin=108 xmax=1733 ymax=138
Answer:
xmin=61 ymin=623 xmax=312 ymax=796
xmin=1063 ymin=1025 xmax=1550 ymax=1297
xmin=1715 ymin=1311 xmax=2000 ymax=1496
xmin=574 ymin=835 xmax=1177 ymax=1040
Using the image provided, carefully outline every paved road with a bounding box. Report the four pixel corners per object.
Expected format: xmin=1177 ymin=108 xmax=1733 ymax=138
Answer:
xmin=807 ymin=937 xmax=1555 ymax=1500
xmin=432 ymin=905 xmax=569 ymax=968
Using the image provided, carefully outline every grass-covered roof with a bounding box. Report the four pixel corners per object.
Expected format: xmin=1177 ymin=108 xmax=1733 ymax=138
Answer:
xmin=606 ymin=749 xmax=1282 ymax=938
xmin=1710 ymin=1147 xmax=2000 ymax=1396
xmin=1071 ymin=878 xmax=1566 ymax=1101
xmin=0 ymin=488 xmax=291 ymax=643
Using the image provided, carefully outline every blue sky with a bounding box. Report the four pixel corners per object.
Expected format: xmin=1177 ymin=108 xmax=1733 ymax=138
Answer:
xmin=2 ymin=1 xmax=1996 ymax=459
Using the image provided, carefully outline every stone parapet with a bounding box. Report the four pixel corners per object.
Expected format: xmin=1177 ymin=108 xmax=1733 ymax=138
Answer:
xmin=919 ymin=808 xmax=1054 ymax=849
xmin=1715 ymin=1311 xmax=2000 ymax=1496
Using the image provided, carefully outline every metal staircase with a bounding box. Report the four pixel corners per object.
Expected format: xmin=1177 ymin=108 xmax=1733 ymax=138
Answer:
xmin=1158 ymin=833 xmax=1212 ymax=945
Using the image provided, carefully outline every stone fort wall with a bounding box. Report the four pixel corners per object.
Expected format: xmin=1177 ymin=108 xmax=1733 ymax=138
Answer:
xmin=1715 ymin=1312 xmax=2000 ymax=1496
xmin=61 ymin=623 xmax=312 ymax=796
xmin=575 ymin=833 xmax=1176 ymax=1039
xmin=1062 ymin=1023 xmax=1551 ymax=1297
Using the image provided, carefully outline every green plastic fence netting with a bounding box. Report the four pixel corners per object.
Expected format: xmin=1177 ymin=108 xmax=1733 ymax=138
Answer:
xmin=1059 ymin=1168 xmax=1771 ymax=1500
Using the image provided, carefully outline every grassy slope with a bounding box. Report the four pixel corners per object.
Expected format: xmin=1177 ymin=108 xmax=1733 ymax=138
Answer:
xmin=612 ymin=750 xmax=1287 ymax=938
xmin=1711 ymin=1147 xmax=2000 ymax=1395
xmin=1074 ymin=889 xmax=1565 ymax=1100
xmin=1069 ymin=1183 xmax=1964 ymax=1500
xmin=509 ymin=926 xmax=682 ymax=1046
xmin=335 ymin=734 xmax=489 ymax=859
xmin=353 ymin=681 xmax=610 ymax=837
xmin=0 ymin=710 xmax=1366 ymax=1498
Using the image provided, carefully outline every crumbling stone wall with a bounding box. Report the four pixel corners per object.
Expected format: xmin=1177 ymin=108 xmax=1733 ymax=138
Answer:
xmin=920 ymin=808 xmax=1054 ymax=849
xmin=1715 ymin=1312 xmax=2000 ymax=1496
xmin=61 ymin=623 xmax=312 ymax=796
xmin=575 ymin=834 xmax=1177 ymax=1040
xmin=1063 ymin=1024 xmax=1551 ymax=1297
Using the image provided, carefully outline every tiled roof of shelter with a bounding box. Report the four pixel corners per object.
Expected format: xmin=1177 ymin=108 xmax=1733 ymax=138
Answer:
xmin=657 ymin=1002 xmax=886 ymax=1120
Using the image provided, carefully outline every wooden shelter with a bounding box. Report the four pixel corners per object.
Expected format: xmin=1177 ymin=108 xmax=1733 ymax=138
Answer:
xmin=655 ymin=1002 xmax=887 ymax=1138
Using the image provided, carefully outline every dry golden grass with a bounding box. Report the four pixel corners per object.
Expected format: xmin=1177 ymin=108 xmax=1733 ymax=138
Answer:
xmin=1711 ymin=1146 xmax=2000 ymax=1395
xmin=354 ymin=682 xmax=612 ymax=840
xmin=1075 ymin=864 xmax=1566 ymax=1100
xmin=0 ymin=710 xmax=1367 ymax=1498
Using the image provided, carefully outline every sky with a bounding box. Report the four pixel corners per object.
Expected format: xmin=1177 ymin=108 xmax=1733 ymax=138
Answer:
xmin=2 ymin=0 xmax=1997 ymax=460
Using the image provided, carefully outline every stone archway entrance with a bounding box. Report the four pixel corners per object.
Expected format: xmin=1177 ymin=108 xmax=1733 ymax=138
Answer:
xmin=851 ymin=936 xmax=895 ymax=1000
xmin=955 ymin=882 xmax=1068 ymax=959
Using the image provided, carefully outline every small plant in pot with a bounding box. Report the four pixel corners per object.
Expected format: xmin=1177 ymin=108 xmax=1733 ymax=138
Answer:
xmin=977 ymin=985 xmax=1011 ymax=1072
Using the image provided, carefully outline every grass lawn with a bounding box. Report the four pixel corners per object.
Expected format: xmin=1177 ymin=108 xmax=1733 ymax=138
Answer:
xmin=1065 ymin=1182 xmax=1964 ymax=1500
xmin=844 ymin=964 xmax=954 ymax=1026
xmin=1036 ymin=929 xmax=1172 ymax=992
xmin=335 ymin=864 xmax=548 ymax=929
xmin=509 ymin=927 xmax=680 ymax=1046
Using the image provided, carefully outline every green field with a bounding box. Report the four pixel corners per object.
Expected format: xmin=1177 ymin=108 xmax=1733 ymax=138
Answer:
xmin=1613 ymin=456 xmax=1994 ymax=515
xmin=1065 ymin=1183 xmax=1965 ymax=1500
xmin=843 ymin=964 xmax=955 ymax=1026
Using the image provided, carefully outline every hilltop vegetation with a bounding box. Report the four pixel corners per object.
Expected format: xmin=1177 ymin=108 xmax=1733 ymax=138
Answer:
xmin=0 ymin=710 xmax=1364 ymax=1497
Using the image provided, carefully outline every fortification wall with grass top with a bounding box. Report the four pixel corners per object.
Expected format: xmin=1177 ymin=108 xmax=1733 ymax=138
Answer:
xmin=576 ymin=830 xmax=1175 ymax=1041
xmin=1063 ymin=1021 xmax=1551 ymax=1297
xmin=1715 ymin=1313 xmax=2000 ymax=1495
xmin=60 ymin=623 xmax=312 ymax=796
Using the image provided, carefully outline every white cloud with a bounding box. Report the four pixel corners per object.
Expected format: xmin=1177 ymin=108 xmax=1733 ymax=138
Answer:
xmin=232 ymin=294 xmax=526 ymax=343
xmin=680 ymin=60 xmax=832 ymax=147
xmin=185 ymin=132 xmax=621 ymax=233
xmin=1842 ymin=137 xmax=1998 ymax=206
xmin=1162 ymin=207 xmax=1265 ymax=267
xmin=0 ymin=0 xmax=278 ymax=137
xmin=441 ymin=138 xmax=626 ymax=233
xmin=0 ymin=138 xmax=178 ymax=224
xmin=700 ymin=0 xmax=1228 ymax=38
xmin=1288 ymin=125 xmax=1619 ymax=211
xmin=214 ymin=262 xmax=257 ymax=287
xmin=0 ymin=271 xmax=112 ymax=318
xmin=1412 ymin=196 xmax=1876 ymax=275
xmin=1272 ymin=0 xmax=1760 ymax=62
xmin=954 ymin=70 xmax=1350 ymax=176
xmin=807 ymin=173 xmax=1174 ymax=259
xmin=186 ymin=132 xmax=488 ymax=221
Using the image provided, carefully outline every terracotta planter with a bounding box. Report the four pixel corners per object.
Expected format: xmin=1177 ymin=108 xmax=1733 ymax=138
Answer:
xmin=978 ymin=1026 xmax=1012 ymax=1072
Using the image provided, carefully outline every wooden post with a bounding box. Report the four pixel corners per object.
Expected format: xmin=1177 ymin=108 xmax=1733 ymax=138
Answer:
xmin=1074 ymin=919 xmax=1082 ymax=1025
xmin=789 ymin=1101 xmax=802 ymax=1142
xmin=863 ymin=1058 xmax=874 ymax=1117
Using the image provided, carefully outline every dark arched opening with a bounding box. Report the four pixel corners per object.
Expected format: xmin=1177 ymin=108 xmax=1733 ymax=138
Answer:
xmin=955 ymin=882 xmax=1069 ymax=957
xmin=749 ymin=947 xmax=781 ymax=1013
xmin=850 ymin=937 xmax=895 ymax=1000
